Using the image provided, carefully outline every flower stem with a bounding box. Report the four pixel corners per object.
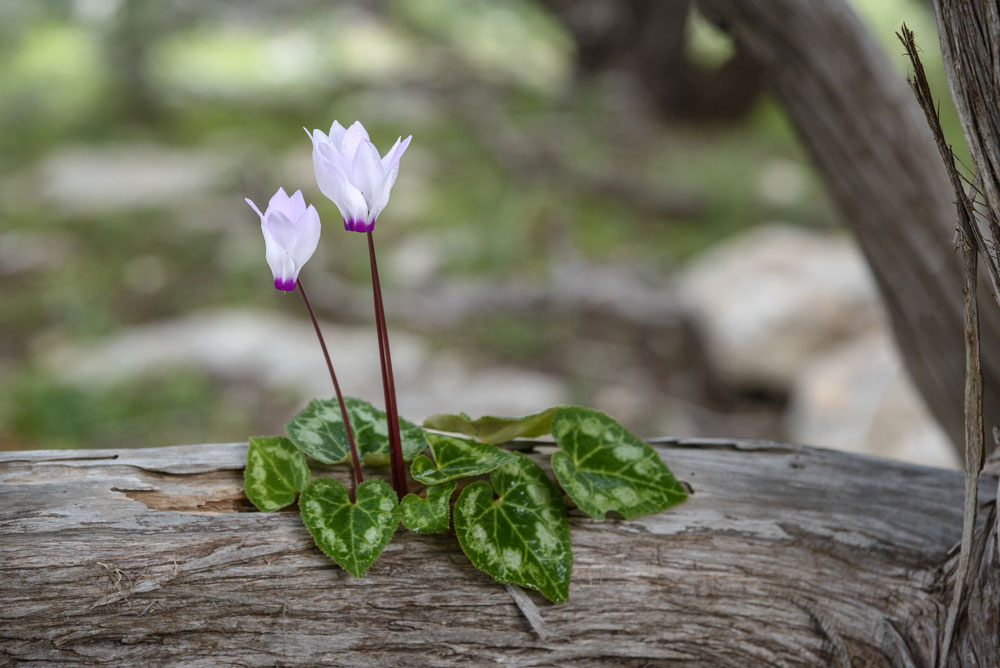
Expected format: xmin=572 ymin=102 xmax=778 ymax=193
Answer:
xmin=297 ymin=279 xmax=364 ymax=492
xmin=366 ymin=231 xmax=408 ymax=498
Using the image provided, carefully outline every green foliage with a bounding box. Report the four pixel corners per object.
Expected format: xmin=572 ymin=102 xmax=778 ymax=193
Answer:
xmin=246 ymin=401 xmax=687 ymax=601
xmin=423 ymin=407 xmax=559 ymax=445
xmin=400 ymin=480 xmax=457 ymax=533
xmin=0 ymin=370 xmax=222 ymax=449
xmin=299 ymin=478 xmax=401 ymax=578
xmin=410 ymin=432 xmax=517 ymax=484
xmin=244 ymin=436 xmax=310 ymax=512
xmin=550 ymin=407 xmax=687 ymax=520
xmin=453 ymin=454 xmax=572 ymax=603
xmin=285 ymin=397 xmax=428 ymax=465
xmin=421 ymin=412 xmax=477 ymax=437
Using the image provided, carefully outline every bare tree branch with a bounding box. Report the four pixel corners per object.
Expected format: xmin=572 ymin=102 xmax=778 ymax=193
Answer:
xmin=898 ymin=25 xmax=987 ymax=667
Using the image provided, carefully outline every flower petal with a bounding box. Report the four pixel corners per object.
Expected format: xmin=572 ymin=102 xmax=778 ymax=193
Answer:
xmin=340 ymin=121 xmax=370 ymax=161
xmin=267 ymin=187 xmax=291 ymax=212
xmin=245 ymin=197 xmax=265 ymax=220
xmin=262 ymin=224 xmax=297 ymax=290
xmin=351 ymin=140 xmax=384 ymax=211
xmin=310 ymin=130 xmax=345 ymax=170
xmin=286 ymin=189 xmax=308 ymax=223
xmin=290 ymin=204 xmax=321 ymax=267
xmin=313 ymin=146 xmax=369 ymax=226
xmin=380 ymin=135 xmax=412 ymax=174
xmin=328 ymin=120 xmax=347 ymax=147
xmin=262 ymin=210 xmax=298 ymax=251
xmin=370 ymin=135 xmax=411 ymax=220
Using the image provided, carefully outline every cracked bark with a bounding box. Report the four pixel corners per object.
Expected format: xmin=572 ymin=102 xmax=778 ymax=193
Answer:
xmin=1 ymin=442 xmax=996 ymax=667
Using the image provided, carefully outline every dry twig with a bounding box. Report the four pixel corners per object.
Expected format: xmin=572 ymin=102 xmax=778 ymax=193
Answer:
xmin=898 ymin=25 xmax=986 ymax=667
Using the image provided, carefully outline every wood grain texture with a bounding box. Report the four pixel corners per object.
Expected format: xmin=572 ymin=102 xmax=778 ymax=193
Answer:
xmin=1 ymin=441 xmax=996 ymax=667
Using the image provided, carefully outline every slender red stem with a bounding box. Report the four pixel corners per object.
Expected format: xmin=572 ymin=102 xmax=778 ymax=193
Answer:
xmin=297 ymin=279 xmax=363 ymax=492
xmin=367 ymin=231 xmax=408 ymax=497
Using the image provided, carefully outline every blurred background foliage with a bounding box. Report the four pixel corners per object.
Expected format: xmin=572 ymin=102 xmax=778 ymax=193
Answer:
xmin=0 ymin=0 xmax=960 ymax=454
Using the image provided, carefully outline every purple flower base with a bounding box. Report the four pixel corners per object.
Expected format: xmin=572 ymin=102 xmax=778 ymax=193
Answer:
xmin=344 ymin=218 xmax=376 ymax=233
xmin=274 ymin=277 xmax=297 ymax=291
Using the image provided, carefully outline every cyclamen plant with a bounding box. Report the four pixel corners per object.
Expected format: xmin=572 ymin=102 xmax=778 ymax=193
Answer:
xmin=243 ymin=121 xmax=688 ymax=603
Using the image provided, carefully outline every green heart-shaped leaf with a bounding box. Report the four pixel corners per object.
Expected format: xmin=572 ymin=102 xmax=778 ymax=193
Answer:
xmin=299 ymin=478 xmax=401 ymax=577
xmin=400 ymin=480 xmax=457 ymax=533
xmin=424 ymin=407 xmax=560 ymax=445
xmin=244 ymin=436 xmax=310 ymax=512
xmin=453 ymin=454 xmax=572 ymax=603
xmin=286 ymin=397 xmax=428 ymax=465
xmin=550 ymin=406 xmax=687 ymax=520
xmin=422 ymin=412 xmax=478 ymax=437
xmin=410 ymin=433 xmax=518 ymax=485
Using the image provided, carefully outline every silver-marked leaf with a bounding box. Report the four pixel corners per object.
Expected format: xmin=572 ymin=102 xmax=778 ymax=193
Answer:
xmin=410 ymin=433 xmax=518 ymax=485
xmin=299 ymin=478 xmax=400 ymax=577
xmin=454 ymin=454 xmax=572 ymax=603
xmin=551 ymin=406 xmax=687 ymax=520
xmin=286 ymin=397 xmax=428 ymax=465
xmin=244 ymin=436 xmax=310 ymax=512
xmin=400 ymin=480 xmax=457 ymax=533
xmin=424 ymin=407 xmax=559 ymax=445
xmin=422 ymin=412 xmax=478 ymax=437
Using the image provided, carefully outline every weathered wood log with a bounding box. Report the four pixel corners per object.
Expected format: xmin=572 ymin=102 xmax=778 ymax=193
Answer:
xmin=1 ymin=441 xmax=996 ymax=666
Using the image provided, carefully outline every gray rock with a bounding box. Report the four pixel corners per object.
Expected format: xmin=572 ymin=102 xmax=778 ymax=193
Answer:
xmin=678 ymin=223 xmax=955 ymax=468
xmin=34 ymin=144 xmax=230 ymax=214
xmin=677 ymin=223 xmax=884 ymax=389
xmin=40 ymin=309 xmax=566 ymax=423
xmin=0 ymin=231 xmax=74 ymax=276
xmin=785 ymin=332 xmax=957 ymax=469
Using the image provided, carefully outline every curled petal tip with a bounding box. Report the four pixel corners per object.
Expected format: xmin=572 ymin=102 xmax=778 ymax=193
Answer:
xmin=245 ymin=198 xmax=264 ymax=218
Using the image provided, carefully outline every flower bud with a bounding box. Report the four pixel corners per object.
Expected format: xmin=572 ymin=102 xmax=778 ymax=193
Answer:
xmin=246 ymin=187 xmax=321 ymax=290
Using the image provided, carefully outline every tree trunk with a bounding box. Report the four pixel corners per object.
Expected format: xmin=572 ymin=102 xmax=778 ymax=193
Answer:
xmin=935 ymin=0 xmax=1000 ymax=305
xmin=697 ymin=0 xmax=1000 ymax=459
xmin=934 ymin=1 xmax=1000 ymax=283
xmin=539 ymin=0 xmax=764 ymax=119
xmin=2 ymin=442 xmax=996 ymax=666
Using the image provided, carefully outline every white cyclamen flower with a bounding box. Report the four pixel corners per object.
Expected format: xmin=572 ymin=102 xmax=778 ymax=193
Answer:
xmin=245 ymin=187 xmax=321 ymax=291
xmin=307 ymin=120 xmax=411 ymax=232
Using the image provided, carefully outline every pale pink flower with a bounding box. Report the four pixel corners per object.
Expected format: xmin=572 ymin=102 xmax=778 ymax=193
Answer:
xmin=307 ymin=120 xmax=411 ymax=232
xmin=245 ymin=187 xmax=321 ymax=290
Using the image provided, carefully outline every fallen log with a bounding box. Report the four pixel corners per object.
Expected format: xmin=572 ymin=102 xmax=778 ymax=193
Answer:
xmin=1 ymin=440 xmax=995 ymax=666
